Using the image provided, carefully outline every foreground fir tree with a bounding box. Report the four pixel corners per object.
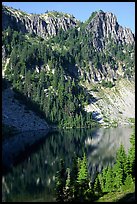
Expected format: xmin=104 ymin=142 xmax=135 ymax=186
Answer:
xmin=55 ymin=159 xmax=66 ymax=202
xmin=69 ymin=155 xmax=79 ymax=201
xmin=63 ymin=168 xmax=72 ymax=202
xmin=113 ymin=144 xmax=127 ymax=190
xmin=127 ymin=131 xmax=135 ymax=179
xmin=98 ymin=166 xmax=108 ymax=192
xmin=105 ymin=166 xmax=114 ymax=192
xmin=122 ymin=174 xmax=134 ymax=191
xmin=93 ymin=172 xmax=102 ymax=197
xmin=76 ymin=153 xmax=93 ymax=201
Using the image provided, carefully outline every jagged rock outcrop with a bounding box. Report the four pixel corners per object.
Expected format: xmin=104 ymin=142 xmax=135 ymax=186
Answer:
xmin=2 ymin=5 xmax=78 ymax=38
xmin=86 ymin=11 xmax=135 ymax=50
xmin=2 ymin=6 xmax=135 ymax=84
xmin=2 ymin=5 xmax=134 ymax=47
xmin=79 ymin=61 xmax=127 ymax=83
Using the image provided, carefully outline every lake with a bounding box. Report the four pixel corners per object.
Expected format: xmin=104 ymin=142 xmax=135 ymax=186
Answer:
xmin=2 ymin=126 xmax=132 ymax=202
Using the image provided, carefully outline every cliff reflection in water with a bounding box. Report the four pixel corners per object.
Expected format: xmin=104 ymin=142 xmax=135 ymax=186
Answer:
xmin=2 ymin=126 xmax=132 ymax=202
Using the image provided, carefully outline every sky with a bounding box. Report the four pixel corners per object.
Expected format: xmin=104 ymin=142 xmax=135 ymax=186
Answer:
xmin=2 ymin=2 xmax=135 ymax=33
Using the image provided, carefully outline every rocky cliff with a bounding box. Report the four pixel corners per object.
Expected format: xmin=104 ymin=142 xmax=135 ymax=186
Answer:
xmin=2 ymin=5 xmax=134 ymax=45
xmin=3 ymin=5 xmax=135 ymax=83
xmin=86 ymin=10 xmax=134 ymax=50
xmin=2 ymin=5 xmax=78 ymax=38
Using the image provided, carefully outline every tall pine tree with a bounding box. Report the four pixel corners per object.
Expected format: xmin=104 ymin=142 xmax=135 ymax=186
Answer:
xmin=55 ymin=159 xmax=66 ymax=202
xmin=77 ymin=153 xmax=90 ymax=201
xmin=113 ymin=144 xmax=127 ymax=190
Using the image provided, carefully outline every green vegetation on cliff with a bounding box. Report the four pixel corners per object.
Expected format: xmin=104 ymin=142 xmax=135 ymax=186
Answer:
xmin=2 ymin=26 xmax=100 ymax=128
xmin=2 ymin=8 xmax=135 ymax=128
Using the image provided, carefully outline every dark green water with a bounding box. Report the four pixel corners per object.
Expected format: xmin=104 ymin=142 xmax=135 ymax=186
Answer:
xmin=2 ymin=126 xmax=132 ymax=202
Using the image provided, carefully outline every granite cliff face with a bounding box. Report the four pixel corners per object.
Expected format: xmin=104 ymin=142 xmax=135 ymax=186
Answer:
xmin=86 ymin=11 xmax=134 ymax=50
xmin=2 ymin=5 xmax=134 ymax=46
xmin=2 ymin=5 xmax=78 ymax=38
xmin=2 ymin=5 xmax=135 ymax=83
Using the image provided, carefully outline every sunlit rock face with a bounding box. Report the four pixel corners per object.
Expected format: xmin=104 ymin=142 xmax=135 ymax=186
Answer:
xmin=2 ymin=5 xmax=135 ymax=85
xmin=86 ymin=11 xmax=134 ymax=51
xmin=2 ymin=6 xmax=134 ymax=45
xmin=2 ymin=5 xmax=78 ymax=38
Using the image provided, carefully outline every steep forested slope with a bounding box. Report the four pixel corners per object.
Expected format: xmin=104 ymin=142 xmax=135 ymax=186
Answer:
xmin=2 ymin=5 xmax=135 ymax=128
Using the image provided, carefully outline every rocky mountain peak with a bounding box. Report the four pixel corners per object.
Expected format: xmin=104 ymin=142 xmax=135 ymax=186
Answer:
xmin=2 ymin=5 xmax=78 ymax=38
xmin=86 ymin=10 xmax=134 ymax=50
xmin=2 ymin=5 xmax=134 ymax=47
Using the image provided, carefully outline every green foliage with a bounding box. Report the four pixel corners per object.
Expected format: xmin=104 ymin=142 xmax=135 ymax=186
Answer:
xmin=105 ymin=166 xmax=114 ymax=192
xmin=55 ymin=153 xmax=95 ymax=202
xmin=98 ymin=129 xmax=135 ymax=195
xmin=97 ymin=185 xmax=135 ymax=202
xmin=55 ymin=159 xmax=66 ymax=202
xmin=112 ymin=144 xmax=127 ymax=190
xmin=127 ymin=130 xmax=135 ymax=178
xmin=85 ymin=11 xmax=98 ymax=25
xmin=55 ymin=131 xmax=135 ymax=202
xmin=93 ymin=172 xmax=102 ymax=197
xmin=77 ymin=153 xmax=89 ymax=184
xmin=101 ymin=80 xmax=114 ymax=88
xmin=77 ymin=153 xmax=90 ymax=201
xmin=122 ymin=174 xmax=134 ymax=191
xmin=2 ymin=27 xmax=100 ymax=128
xmin=63 ymin=168 xmax=72 ymax=202
xmin=98 ymin=166 xmax=108 ymax=192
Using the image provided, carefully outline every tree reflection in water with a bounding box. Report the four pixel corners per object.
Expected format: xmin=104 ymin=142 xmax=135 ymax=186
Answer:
xmin=2 ymin=126 xmax=132 ymax=202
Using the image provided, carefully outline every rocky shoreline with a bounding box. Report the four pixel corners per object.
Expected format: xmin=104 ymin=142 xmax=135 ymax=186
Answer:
xmin=2 ymin=87 xmax=49 ymax=132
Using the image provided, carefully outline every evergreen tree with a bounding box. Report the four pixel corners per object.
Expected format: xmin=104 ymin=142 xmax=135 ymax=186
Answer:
xmin=77 ymin=153 xmax=90 ymax=201
xmin=55 ymin=159 xmax=66 ymax=202
xmin=113 ymin=144 xmax=127 ymax=190
xmin=105 ymin=166 xmax=114 ymax=192
xmin=127 ymin=131 xmax=135 ymax=179
xmin=63 ymin=168 xmax=72 ymax=202
xmin=70 ymin=154 xmax=79 ymax=201
xmin=93 ymin=172 xmax=102 ymax=196
xmin=122 ymin=174 xmax=134 ymax=191
xmin=99 ymin=166 xmax=108 ymax=192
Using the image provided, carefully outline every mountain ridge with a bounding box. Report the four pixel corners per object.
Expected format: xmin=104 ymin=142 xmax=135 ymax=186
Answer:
xmin=2 ymin=4 xmax=78 ymax=38
xmin=2 ymin=5 xmax=135 ymax=128
xmin=2 ymin=4 xmax=134 ymax=44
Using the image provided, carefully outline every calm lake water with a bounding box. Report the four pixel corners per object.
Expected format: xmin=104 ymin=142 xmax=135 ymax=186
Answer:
xmin=2 ymin=126 xmax=133 ymax=202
